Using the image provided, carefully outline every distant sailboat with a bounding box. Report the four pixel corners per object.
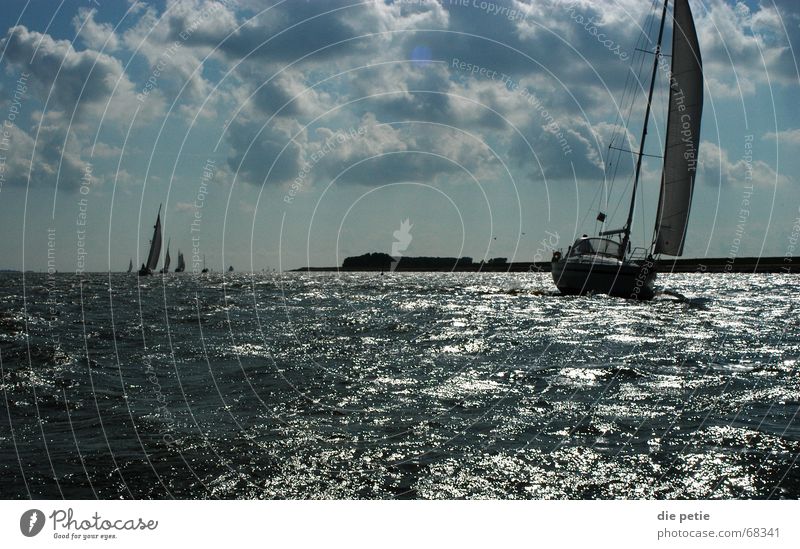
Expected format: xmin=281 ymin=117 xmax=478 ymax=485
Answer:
xmin=174 ymin=250 xmax=186 ymax=273
xmin=127 ymin=259 xmax=133 ymax=273
xmin=160 ymin=239 xmax=171 ymax=274
xmin=139 ymin=205 xmax=162 ymax=276
xmin=228 ymin=265 xmax=234 ymax=272
xmin=551 ymin=0 xmax=702 ymax=300
xmin=201 ymin=254 xmax=209 ymax=273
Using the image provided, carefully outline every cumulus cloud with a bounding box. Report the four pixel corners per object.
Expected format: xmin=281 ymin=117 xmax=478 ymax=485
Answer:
xmin=698 ymin=140 xmax=788 ymax=188
xmin=1 ymin=25 xmax=139 ymax=120
xmin=225 ymin=115 xmax=306 ymax=186
xmin=311 ymin=113 xmax=496 ymax=186
xmin=0 ymin=112 xmax=86 ymax=191
xmin=698 ymin=0 xmax=799 ymax=96
xmin=1 ymin=0 xmax=795 ymax=198
xmin=121 ymin=2 xmax=216 ymax=112
xmin=73 ymin=8 xmax=119 ymax=52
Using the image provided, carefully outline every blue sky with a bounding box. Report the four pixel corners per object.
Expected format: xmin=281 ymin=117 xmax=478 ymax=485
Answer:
xmin=0 ymin=0 xmax=798 ymax=271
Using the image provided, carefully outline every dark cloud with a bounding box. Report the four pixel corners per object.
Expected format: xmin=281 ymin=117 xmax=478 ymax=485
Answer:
xmin=165 ymin=0 xmax=377 ymax=63
xmin=225 ymin=117 xmax=304 ymax=186
xmin=1 ymin=0 xmax=793 ymax=197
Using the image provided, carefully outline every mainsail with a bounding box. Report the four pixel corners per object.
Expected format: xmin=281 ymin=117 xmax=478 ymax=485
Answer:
xmin=162 ymin=239 xmax=171 ymax=272
xmin=145 ymin=206 xmax=162 ymax=272
xmin=653 ymin=0 xmax=703 ymax=256
xmin=175 ymin=251 xmax=186 ymax=272
xmin=127 ymin=259 xmax=133 ymax=273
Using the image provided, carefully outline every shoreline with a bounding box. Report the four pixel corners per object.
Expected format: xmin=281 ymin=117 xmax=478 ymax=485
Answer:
xmin=2 ymin=257 xmax=796 ymax=274
xmin=293 ymin=256 xmax=798 ymax=274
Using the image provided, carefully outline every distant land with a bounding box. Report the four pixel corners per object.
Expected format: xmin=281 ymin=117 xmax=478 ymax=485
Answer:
xmin=1 ymin=255 xmax=796 ymax=274
xmin=294 ymin=252 xmax=799 ymax=273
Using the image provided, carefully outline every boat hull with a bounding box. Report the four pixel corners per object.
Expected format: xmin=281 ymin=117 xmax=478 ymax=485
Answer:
xmin=551 ymin=257 xmax=656 ymax=300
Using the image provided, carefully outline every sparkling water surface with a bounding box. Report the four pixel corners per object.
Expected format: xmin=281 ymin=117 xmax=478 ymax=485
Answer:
xmin=1 ymin=272 xmax=798 ymax=499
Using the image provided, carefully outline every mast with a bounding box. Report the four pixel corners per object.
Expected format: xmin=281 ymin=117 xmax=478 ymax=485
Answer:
xmin=621 ymin=0 xmax=670 ymax=258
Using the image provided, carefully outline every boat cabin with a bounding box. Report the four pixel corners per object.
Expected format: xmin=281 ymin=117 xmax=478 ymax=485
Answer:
xmin=568 ymin=237 xmax=623 ymax=259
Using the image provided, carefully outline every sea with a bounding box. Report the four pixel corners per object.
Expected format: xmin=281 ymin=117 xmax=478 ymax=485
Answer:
xmin=0 ymin=272 xmax=798 ymax=499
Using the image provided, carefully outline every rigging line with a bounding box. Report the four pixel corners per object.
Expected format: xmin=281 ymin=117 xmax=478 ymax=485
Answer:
xmin=608 ymin=0 xmax=658 ymax=145
xmin=607 ymin=6 xmax=652 ymax=157
xmin=608 ymin=1 xmax=659 ymax=199
xmin=607 ymin=4 xmax=651 ymax=158
xmin=623 ymin=0 xmax=669 ymax=256
xmin=588 ymin=0 xmax=661 ymax=234
xmin=580 ymin=182 xmax=604 ymax=230
xmin=617 ymin=0 xmax=660 ymax=174
xmin=608 ymin=145 xmax=663 ymax=158
xmin=609 ymin=21 xmax=652 ymax=218
xmin=610 ymin=172 xmax=633 ymax=224
xmin=640 ymin=151 xmax=648 ymax=246
xmin=608 ymin=1 xmax=660 ymax=221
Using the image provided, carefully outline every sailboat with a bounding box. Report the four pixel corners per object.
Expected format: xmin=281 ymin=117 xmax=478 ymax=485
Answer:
xmin=127 ymin=259 xmax=133 ymax=273
xmin=160 ymin=239 xmax=171 ymax=274
xmin=174 ymin=250 xmax=186 ymax=273
xmin=201 ymin=255 xmax=209 ymax=273
xmin=551 ymin=0 xmax=702 ymax=300
xmin=138 ymin=205 xmax=162 ymax=276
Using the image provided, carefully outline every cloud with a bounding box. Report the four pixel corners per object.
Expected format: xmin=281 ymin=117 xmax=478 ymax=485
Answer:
xmin=306 ymin=112 xmax=497 ymax=186
xmin=73 ymin=8 xmax=119 ymax=52
xmin=0 ymin=112 xmax=86 ymax=191
xmin=763 ymin=128 xmax=800 ymax=145
xmin=698 ymin=140 xmax=789 ymax=188
xmin=1 ymin=25 xmax=139 ymax=120
xmin=117 ymin=0 xmax=714 ymax=188
xmin=225 ymin=115 xmax=306 ymax=186
xmin=178 ymin=0 xmax=448 ymax=64
xmin=121 ymin=2 xmax=215 ymax=112
xmin=175 ymin=201 xmax=196 ymax=211
xmin=698 ymin=0 xmax=799 ymax=96
xmin=2 ymin=0 xmax=795 ymax=200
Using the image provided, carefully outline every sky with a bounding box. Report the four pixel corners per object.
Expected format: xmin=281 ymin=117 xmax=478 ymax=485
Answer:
xmin=0 ymin=0 xmax=798 ymax=272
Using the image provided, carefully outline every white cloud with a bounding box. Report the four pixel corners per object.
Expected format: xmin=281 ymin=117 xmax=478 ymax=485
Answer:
xmin=763 ymin=128 xmax=800 ymax=145
xmin=0 ymin=112 xmax=86 ymax=191
xmin=73 ymin=8 xmax=119 ymax=52
xmin=1 ymin=25 xmax=141 ymax=121
xmin=698 ymin=140 xmax=789 ymax=188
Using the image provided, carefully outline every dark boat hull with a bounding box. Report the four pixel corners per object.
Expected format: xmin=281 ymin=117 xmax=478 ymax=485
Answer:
xmin=551 ymin=258 xmax=656 ymax=300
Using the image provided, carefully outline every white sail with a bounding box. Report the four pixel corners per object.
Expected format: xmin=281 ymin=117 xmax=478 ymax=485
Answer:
xmin=145 ymin=208 xmax=162 ymax=271
xmin=653 ymin=0 xmax=703 ymax=256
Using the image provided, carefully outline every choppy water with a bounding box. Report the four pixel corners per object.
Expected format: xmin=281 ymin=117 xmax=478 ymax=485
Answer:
xmin=0 ymin=272 xmax=798 ymax=499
